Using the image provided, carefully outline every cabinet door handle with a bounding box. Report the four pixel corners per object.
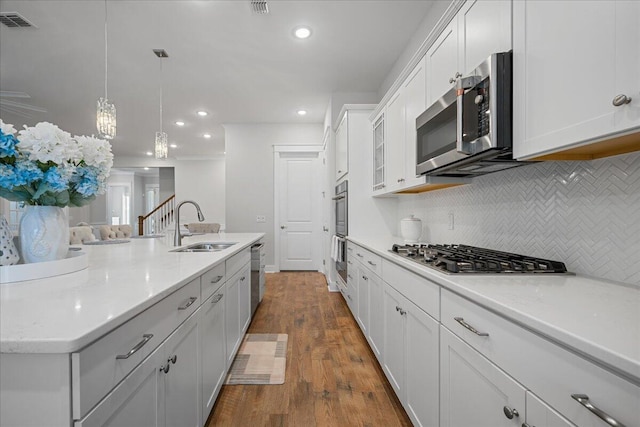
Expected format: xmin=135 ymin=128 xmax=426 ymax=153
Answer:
xmin=454 ymin=317 xmax=489 ymax=336
xmin=612 ymin=94 xmax=632 ymax=107
xmin=169 ymin=355 xmax=177 ymax=364
xmin=399 ymin=309 xmax=406 ymax=316
xmin=367 ymin=260 xmax=376 ymax=266
xmin=210 ymin=275 xmax=223 ymax=284
xmin=347 ymin=274 xmax=353 ymax=279
xmin=240 ymin=276 xmax=246 ymax=282
xmin=212 ymin=293 xmax=224 ymax=304
xmin=178 ymin=296 xmax=198 ymax=310
xmin=356 ymin=253 xmax=363 ymax=258
xmin=362 ymin=275 xmax=368 ymax=281
xmin=571 ymin=394 xmax=625 ymax=427
xmin=116 ymin=334 xmax=153 ymax=359
xmin=503 ymin=406 xmax=519 ymax=420
xmin=160 ymin=363 xmax=170 ymax=374
xmin=522 ymin=423 xmax=533 ymax=427
xmin=347 ymin=260 xmax=353 ymax=265
xmin=347 ymin=247 xmax=353 ymax=252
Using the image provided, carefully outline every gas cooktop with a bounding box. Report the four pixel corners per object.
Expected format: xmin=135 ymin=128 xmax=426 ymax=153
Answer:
xmin=390 ymin=243 xmax=569 ymax=274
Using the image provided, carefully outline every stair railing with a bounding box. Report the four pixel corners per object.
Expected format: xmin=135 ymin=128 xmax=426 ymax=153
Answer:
xmin=138 ymin=194 xmax=175 ymax=236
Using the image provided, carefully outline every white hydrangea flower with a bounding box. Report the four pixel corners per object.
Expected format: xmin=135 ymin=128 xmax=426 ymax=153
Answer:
xmin=0 ymin=118 xmax=17 ymax=136
xmin=75 ymin=135 xmax=114 ymax=171
xmin=17 ymin=122 xmax=79 ymax=165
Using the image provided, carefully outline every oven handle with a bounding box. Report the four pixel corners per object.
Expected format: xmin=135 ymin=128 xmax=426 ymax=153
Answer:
xmin=332 ymin=195 xmax=346 ymax=200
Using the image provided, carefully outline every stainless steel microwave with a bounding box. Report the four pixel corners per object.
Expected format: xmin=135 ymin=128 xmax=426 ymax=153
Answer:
xmin=416 ymin=51 xmax=525 ymax=177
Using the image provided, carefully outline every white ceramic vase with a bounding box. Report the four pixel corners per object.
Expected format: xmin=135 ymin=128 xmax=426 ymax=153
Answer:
xmin=400 ymin=214 xmax=422 ymax=243
xmin=0 ymin=214 xmax=20 ymax=266
xmin=19 ymin=206 xmax=69 ymax=264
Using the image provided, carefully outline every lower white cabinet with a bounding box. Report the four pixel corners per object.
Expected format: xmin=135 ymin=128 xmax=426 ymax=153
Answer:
xmin=76 ymin=312 xmax=201 ymax=427
xmin=225 ymin=263 xmax=251 ymax=368
xmin=440 ymin=326 xmax=526 ymax=427
xmin=356 ymin=264 xmax=370 ymax=334
xmin=366 ymin=269 xmax=384 ymax=360
xmin=200 ymin=289 xmax=226 ymax=423
xmin=382 ymin=283 xmax=439 ymax=427
xmin=161 ymin=313 xmax=201 ymax=427
xmin=525 ymin=391 xmax=576 ymax=427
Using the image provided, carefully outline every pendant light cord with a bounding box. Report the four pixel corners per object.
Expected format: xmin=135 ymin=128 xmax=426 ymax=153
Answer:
xmin=159 ymin=58 xmax=163 ymax=133
xmin=104 ymin=0 xmax=108 ymax=99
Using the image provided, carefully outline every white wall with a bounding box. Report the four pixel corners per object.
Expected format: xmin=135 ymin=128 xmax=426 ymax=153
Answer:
xmin=224 ymin=124 xmax=324 ymax=268
xmin=174 ymin=159 xmax=226 ymax=227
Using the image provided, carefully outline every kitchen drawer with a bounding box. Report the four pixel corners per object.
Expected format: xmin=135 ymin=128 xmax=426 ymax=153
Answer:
xmin=226 ymin=248 xmax=250 ymax=278
xmin=441 ymin=289 xmax=640 ymax=427
xmin=352 ymin=245 xmax=382 ymax=277
xmin=201 ymin=262 xmax=225 ymax=302
xmin=72 ymin=277 xmax=201 ymax=419
xmin=382 ymin=260 xmax=440 ymax=320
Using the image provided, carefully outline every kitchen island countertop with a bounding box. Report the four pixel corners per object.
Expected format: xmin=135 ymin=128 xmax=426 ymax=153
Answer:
xmin=348 ymin=235 xmax=640 ymax=385
xmin=0 ymin=232 xmax=264 ymax=354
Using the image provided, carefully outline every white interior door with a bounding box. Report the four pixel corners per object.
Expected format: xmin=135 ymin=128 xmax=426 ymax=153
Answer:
xmin=276 ymin=149 xmax=321 ymax=271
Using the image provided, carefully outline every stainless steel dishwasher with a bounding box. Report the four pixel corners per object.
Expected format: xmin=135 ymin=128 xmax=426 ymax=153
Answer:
xmin=251 ymin=242 xmax=265 ymax=316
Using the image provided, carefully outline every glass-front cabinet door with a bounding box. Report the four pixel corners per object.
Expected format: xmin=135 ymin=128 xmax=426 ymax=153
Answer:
xmin=373 ymin=112 xmax=385 ymax=192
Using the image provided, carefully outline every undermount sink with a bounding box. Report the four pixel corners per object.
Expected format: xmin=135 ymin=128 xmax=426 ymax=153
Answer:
xmin=171 ymin=242 xmax=237 ymax=252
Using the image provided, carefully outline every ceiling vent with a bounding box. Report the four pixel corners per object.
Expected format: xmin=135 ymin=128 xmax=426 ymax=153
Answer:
xmin=251 ymin=1 xmax=269 ymax=14
xmin=0 ymin=12 xmax=36 ymax=28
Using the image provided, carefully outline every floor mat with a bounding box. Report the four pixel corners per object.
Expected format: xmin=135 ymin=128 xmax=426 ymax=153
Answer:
xmin=224 ymin=333 xmax=287 ymax=385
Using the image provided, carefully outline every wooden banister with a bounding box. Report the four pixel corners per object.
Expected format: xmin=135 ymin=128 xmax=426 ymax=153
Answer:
xmin=138 ymin=194 xmax=175 ymax=236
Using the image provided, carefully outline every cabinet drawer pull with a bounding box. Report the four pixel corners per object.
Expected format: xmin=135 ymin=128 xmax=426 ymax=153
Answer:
xmin=347 ymin=247 xmax=353 ymax=252
xmin=571 ymin=394 xmax=625 ymax=427
xmin=212 ymin=293 xmax=224 ymax=304
xmin=210 ymin=275 xmax=223 ymax=284
xmin=399 ymin=309 xmax=406 ymax=316
xmin=347 ymin=260 xmax=352 ymax=265
xmin=160 ymin=363 xmax=170 ymax=374
xmin=240 ymin=276 xmax=246 ymax=282
xmin=367 ymin=260 xmax=376 ymax=266
xmin=116 ymin=334 xmax=153 ymax=359
xmin=503 ymin=406 xmax=519 ymax=419
xmin=178 ymin=296 xmax=198 ymax=310
xmin=612 ymin=94 xmax=632 ymax=107
xmin=347 ymin=274 xmax=353 ymax=279
xmin=522 ymin=423 xmax=533 ymax=427
xmin=169 ymin=355 xmax=177 ymax=364
xmin=356 ymin=253 xmax=364 ymax=258
xmin=454 ymin=317 xmax=489 ymax=336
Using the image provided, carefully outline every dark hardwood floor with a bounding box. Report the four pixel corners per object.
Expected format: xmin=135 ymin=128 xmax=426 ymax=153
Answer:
xmin=206 ymin=272 xmax=412 ymax=427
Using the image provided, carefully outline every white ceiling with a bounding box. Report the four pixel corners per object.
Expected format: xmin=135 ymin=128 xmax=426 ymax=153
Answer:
xmin=0 ymin=0 xmax=435 ymax=159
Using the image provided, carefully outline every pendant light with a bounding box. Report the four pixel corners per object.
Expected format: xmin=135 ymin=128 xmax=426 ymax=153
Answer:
xmin=96 ymin=0 xmax=116 ymax=139
xmin=154 ymin=49 xmax=169 ymax=159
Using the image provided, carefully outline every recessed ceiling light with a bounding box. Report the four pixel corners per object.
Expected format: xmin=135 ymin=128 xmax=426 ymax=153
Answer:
xmin=146 ymin=151 xmax=153 ymax=156
xmin=143 ymin=167 xmax=150 ymax=171
xmin=203 ymin=133 xmax=212 ymax=139
xmin=175 ymin=121 xmax=185 ymax=126
xmin=197 ymin=111 xmax=208 ymax=117
xmin=170 ymin=143 xmax=177 ymax=148
xmin=294 ymin=26 xmax=312 ymax=39
xmin=297 ymin=109 xmax=307 ymax=116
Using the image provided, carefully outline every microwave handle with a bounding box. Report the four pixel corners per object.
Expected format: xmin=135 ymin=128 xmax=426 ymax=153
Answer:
xmin=456 ymin=75 xmax=482 ymax=155
xmin=332 ymin=195 xmax=346 ymax=200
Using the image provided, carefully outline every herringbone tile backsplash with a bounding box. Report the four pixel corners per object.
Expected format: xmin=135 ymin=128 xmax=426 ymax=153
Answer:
xmin=397 ymin=151 xmax=640 ymax=285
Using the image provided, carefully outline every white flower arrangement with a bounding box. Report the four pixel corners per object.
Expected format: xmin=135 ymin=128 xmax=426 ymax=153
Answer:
xmin=0 ymin=120 xmax=113 ymax=207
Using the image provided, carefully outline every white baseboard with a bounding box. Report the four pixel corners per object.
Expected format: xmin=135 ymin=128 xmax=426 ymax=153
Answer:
xmin=265 ymin=265 xmax=278 ymax=273
xmin=327 ymin=279 xmax=340 ymax=292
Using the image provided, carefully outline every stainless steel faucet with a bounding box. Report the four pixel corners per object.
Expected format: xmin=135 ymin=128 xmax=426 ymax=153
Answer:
xmin=174 ymin=200 xmax=205 ymax=246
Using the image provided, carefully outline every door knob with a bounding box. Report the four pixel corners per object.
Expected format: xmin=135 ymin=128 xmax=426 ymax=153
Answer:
xmin=612 ymin=94 xmax=632 ymax=106
xmin=503 ymin=406 xmax=519 ymax=419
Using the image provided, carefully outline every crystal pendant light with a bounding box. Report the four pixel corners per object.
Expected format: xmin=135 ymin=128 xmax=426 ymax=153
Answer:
xmin=154 ymin=49 xmax=168 ymax=159
xmin=96 ymin=0 xmax=116 ymax=139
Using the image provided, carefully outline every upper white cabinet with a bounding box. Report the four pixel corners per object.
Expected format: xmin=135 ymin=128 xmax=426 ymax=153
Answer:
xmin=372 ymin=111 xmax=385 ymax=191
xmin=385 ymin=88 xmax=405 ymax=191
xmin=426 ymin=0 xmax=512 ymax=106
xmin=335 ymin=113 xmax=348 ymax=181
xmin=513 ymin=0 xmax=640 ymax=160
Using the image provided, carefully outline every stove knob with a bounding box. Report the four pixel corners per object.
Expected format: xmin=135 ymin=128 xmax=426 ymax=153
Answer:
xmin=474 ymin=94 xmax=484 ymax=105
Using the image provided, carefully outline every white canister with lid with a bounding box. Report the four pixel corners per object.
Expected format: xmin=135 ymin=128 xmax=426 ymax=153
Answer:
xmin=400 ymin=215 xmax=422 ymax=243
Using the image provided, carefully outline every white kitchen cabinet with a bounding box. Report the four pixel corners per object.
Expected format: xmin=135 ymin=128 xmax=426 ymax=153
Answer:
xmin=366 ymin=269 xmax=384 ymax=360
xmin=426 ymin=0 xmax=511 ymax=107
xmin=200 ymin=288 xmax=226 ymax=422
xmin=225 ymin=265 xmax=250 ymax=368
xmin=385 ymin=88 xmax=405 ymax=191
xmin=238 ymin=264 xmax=252 ymax=334
xmin=335 ymin=113 xmax=348 ymax=181
xmin=356 ymin=264 xmax=370 ymax=335
xmin=372 ymin=111 xmax=385 ymax=192
xmin=382 ymin=283 xmax=439 ymax=427
xmin=162 ymin=313 xmax=201 ymax=427
xmin=440 ymin=326 xmax=526 ymax=427
xmin=525 ymin=391 xmax=576 ymax=427
xmin=76 ymin=312 xmax=201 ymax=427
xmin=75 ymin=345 xmax=164 ymax=427
xmin=513 ymin=0 xmax=640 ymax=160
xmin=402 ymin=57 xmax=426 ymax=186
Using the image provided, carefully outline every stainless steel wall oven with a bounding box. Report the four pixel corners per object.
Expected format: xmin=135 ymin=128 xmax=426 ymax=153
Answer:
xmin=333 ymin=181 xmax=348 ymax=285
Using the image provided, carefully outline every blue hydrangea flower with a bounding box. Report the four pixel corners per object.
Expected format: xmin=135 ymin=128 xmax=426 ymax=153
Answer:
xmin=43 ymin=166 xmax=70 ymax=192
xmin=72 ymin=166 xmax=100 ymax=197
xmin=0 ymin=130 xmax=19 ymax=158
xmin=13 ymin=160 xmax=44 ymax=186
xmin=0 ymin=163 xmax=18 ymax=189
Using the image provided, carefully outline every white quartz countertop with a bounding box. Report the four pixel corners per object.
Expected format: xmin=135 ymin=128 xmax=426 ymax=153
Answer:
xmin=0 ymin=232 xmax=264 ymax=354
xmin=348 ymin=235 xmax=640 ymax=385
